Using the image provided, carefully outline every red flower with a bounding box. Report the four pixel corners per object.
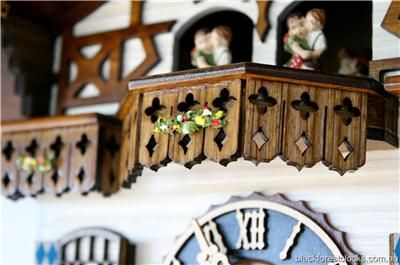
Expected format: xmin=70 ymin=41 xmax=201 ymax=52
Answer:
xmin=203 ymin=106 xmax=209 ymax=110
xmin=210 ymin=120 xmax=220 ymax=127
xmin=183 ymin=116 xmax=190 ymax=122
xmin=290 ymin=55 xmax=303 ymax=69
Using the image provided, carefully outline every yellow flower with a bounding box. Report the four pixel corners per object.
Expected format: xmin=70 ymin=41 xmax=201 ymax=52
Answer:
xmin=153 ymin=127 xmax=160 ymax=133
xmin=173 ymin=124 xmax=180 ymax=130
xmin=195 ymin=116 xmax=205 ymax=126
xmin=215 ymin=111 xmax=224 ymax=119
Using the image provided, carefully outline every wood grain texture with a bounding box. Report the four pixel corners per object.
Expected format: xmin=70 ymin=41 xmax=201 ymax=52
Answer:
xmin=204 ymin=80 xmax=242 ymax=165
xmin=119 ymin=64 xmax=397 ymax=178
xmin=58 ymin=227 xmax=134 ymax=265
xmin=255 ymin=1 xmax=271 ymax=42
xmin=169 ymin=85 xmax=207 ymax=168
xmin=381 ymin=0 xmax=400 ymax=38
xmin=1 ymin=114 xmax=122 ymax=199
xmin=243 ymin=79 xmax=282 ymax=163
xmin=56 ymin=0 xmax=175 ymax=112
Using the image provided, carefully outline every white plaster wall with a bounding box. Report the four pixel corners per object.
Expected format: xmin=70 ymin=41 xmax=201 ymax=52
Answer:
xmin=1 ymin=1 xmax=399 ymax=264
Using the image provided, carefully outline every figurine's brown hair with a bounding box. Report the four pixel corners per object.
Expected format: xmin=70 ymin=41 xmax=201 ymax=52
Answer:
xmin=308 ymin=8 xmax=326 ymax=26
xmin=286 ymin=12 xmax=303 ymax=27
xmin=213 ymin=26 xmax=232 ymax=43
xmin=194 ymin=28 xmax=210 ymax=39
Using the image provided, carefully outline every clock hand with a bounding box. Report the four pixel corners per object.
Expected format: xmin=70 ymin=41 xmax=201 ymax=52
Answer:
xmin=192 ymin=219 xmax=231 ymax=265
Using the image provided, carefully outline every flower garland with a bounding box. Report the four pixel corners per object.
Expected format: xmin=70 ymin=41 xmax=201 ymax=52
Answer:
xmin=16 ymin=154 xmax=56 ymax=174
xmin=154 ymin=106 xmax=226 ymax=135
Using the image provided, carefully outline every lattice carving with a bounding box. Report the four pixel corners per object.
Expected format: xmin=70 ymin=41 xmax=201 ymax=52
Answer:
xmin=57 ymin=2 xmax=175 ymax=112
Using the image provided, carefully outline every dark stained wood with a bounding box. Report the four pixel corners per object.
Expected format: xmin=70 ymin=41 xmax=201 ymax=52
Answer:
xmin=1 ymin=50 xmax=24 ymax=120
xmin=381 ymin=0 xmax=400 ymax=38
xmin=255 ymin=1 xmax=271 ymax=42
xmin=58 ymin=227 xmax=134 ymax=265
xmin=56 ymin=1 xmax=175 ymax=112
xmin=6 ymin=1 xmax=104 ymax=31
xmin=2 ymin=12 xmax=55 ymax=117
xmin=369 ymin=57 xmax=400 ymax=96
xmin=1 ymin=114 xmax=121 ymax=199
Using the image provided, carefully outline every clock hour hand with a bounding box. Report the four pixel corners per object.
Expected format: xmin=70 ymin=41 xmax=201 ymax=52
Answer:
xmin=192 ymin=219 xmax=230 ymax=265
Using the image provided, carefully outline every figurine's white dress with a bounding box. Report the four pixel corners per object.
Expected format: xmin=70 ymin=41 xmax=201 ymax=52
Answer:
xmin=213 ymin=46 xmax=232 ymax=65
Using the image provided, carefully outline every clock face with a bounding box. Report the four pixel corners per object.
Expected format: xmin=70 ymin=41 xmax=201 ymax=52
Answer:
xmin=165 ymin=193 xmax=358 ymax=265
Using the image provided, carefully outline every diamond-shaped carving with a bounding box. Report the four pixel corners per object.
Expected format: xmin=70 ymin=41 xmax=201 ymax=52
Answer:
xmin=146 ymin=134 xmax=158 ymax=157
xmin=252 ymin=127 xmax=269 ymax=150
xmin=214 ymin=128 xmax=228 ymax=151
xmin=179 ymin=134 xmax=192 ymax=154
xmin=295 ymin=132 xmax=311 ymax=155
xmin=338 ymin=138 xmax=353 ymax=160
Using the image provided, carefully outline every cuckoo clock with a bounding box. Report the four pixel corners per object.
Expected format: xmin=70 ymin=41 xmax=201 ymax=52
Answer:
xmin=165 ymin=193 xmax=359 ymax=265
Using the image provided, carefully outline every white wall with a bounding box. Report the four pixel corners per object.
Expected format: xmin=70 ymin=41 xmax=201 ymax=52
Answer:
xmin=2 ymin=1 xmax=399 ymax=264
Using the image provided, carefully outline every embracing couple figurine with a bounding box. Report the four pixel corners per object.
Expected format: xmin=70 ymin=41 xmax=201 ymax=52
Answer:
xmin=191 ymin=26 xmax=232 ymax=68
xmin=284 ymin=8 xmax=327 ymax=70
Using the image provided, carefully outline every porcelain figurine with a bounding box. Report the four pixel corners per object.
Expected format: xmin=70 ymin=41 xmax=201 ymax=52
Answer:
xmin=191 ymin=28 xmax=215 ymax=68
xmin=284 ymin=13 xmax=311 ymax=69
xmin=337 ymin=48 xmax=369 ymax=76
xmin=211 ymin=25 xmax=233 ymax=65
xmin=284 ymin=8 xmax=327 ymax=70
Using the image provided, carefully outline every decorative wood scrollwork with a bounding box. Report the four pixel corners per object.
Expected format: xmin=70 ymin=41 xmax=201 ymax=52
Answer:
xmin=57 ymin=2 xmax=176 ymax=112
xmin=118 ymin=63 xmax=397 ymax=183
xmin=1 ymin=114 xmax=121 ymax=199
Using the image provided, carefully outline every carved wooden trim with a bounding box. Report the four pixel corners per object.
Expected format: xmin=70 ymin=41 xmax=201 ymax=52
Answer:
xmin=1 ymin=114 xmax=121 ymax=199
xmin=255 ymin=1 xmax=271 ymax=42
xmin=381 ymin=0 xmax=400 ymax=38
xmin=118 ymin=63 xmax=397 ymax=185
xmin=57 ymin=2 xmax=175 ymax=112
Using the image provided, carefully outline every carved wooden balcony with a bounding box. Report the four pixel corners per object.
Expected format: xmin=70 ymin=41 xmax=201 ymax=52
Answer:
xmin=117 ymin=63 xmax=398 ymax=184
xmin=1 ymin=114 xmax=121 ymax=199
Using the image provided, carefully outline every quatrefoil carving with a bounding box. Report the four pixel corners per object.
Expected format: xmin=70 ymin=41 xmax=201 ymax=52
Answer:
xmin=177 ymin=93 xmax=200 ymax=112
xmin=212 ymin=88 xmax=237 ymax=112
xmin=145 ymin=97 xmax=166 ymax=123
xmin=248 ymin=86 xmax=277 ymax=114
xmin=334 ymin=98 xmax=361 ymax=126
xmin=291 ymin=92 xmax=319 ymax=120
